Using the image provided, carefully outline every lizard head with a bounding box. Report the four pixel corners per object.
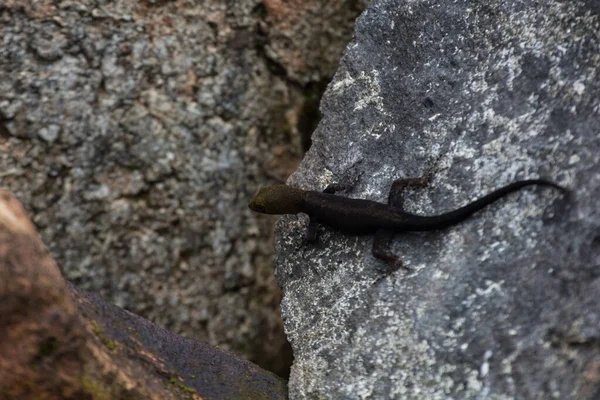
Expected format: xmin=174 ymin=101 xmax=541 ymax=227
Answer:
xmin=248 ymin=185 xmax=306 ymax=215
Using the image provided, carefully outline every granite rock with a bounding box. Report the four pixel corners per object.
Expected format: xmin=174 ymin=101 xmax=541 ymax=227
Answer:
xmin=278 ymin=0 xmax=600 ymax=398
xmin=0 ymin=0 xmax=366 ymax=375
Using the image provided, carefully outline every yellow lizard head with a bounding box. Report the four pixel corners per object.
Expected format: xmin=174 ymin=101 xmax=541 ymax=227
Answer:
xmin=248 ymin=185 xmax=306 ymax=215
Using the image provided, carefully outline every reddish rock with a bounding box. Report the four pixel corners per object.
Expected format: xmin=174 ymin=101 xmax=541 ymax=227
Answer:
xmin=0 ymin=190 xmax=287 ymax=400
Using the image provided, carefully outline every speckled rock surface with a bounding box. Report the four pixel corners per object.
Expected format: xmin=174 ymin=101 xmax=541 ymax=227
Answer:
xmin=0 ymin=0 xmax=366 ymax=376
xmin=277 ymin=0 xmax=600 ymax=398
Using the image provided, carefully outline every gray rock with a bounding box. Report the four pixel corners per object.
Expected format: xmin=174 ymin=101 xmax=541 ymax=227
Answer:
xmin=280 ymin=0 xmax=600 ymax=398
xmin=37 ymin=124 xmax=61 ymax=143
xmin=0 ymin=0 xmax=367 ymax=376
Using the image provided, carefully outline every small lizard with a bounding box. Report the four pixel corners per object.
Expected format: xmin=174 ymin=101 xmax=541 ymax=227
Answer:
xmin=248 ymin=176 xmax=567 ymax=269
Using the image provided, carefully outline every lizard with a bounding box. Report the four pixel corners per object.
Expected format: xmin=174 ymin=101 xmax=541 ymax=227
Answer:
xmin=248 ymin=175 xmax=568 ymax=269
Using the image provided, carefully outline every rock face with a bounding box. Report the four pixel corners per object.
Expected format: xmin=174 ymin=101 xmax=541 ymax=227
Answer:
xmin=0 ymin=189 xmax=287 ymax=400
xmin=278 ymin=0 xmax=600 ymax=398
xmin=0 ymin=0 xmax=366 ymax=375
xmin=261 ymin=0 xmax=370 ymax=84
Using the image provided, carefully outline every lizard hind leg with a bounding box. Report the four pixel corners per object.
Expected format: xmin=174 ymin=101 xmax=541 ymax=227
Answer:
xmin=388 ymin=175 xmax=431 ymax=209
xmin=388 ymin=154 xmax=442 ymax=207
xmin=372 ymin=229 xmax=409 ymax=272
xmin=376 ymin=172 xmax=434 ymax=271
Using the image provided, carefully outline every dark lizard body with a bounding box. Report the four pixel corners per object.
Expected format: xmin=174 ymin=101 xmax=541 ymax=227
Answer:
xmin=249 ymin=177 xmax=567 ymax=268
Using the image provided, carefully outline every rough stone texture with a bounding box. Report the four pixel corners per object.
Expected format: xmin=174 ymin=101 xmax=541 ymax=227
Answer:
xmin=0 ymin=0 xmax=367 ymax=375
xmin=261 ymin=0 xmax=371 ymax=84
xmin=278 ymin=0 xmax=600 ymax=398
xmin=0 ymin=189 xmax=287 ymax=400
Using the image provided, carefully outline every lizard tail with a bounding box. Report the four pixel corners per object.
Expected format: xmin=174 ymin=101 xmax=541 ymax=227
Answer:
xmin=414 ymin=179 xmax=568 ymax=231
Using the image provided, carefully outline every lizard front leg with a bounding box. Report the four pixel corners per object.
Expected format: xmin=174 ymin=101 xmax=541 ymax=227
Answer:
xmin=305 ymin=218 xmax=319 ymax=243
xmin=323 ymin=183 xmax=353 ymax=194
xmin=304 ymin=184 xmax=352 ymax=242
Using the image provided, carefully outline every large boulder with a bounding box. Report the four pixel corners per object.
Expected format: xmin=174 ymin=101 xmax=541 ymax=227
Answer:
xmin=278 ymin=0 xmax=600 ymax=398
xmin=0 ymin=0 xmax=367 ymax=375
xmin=0 ymin=189 xmax=286 ymax=400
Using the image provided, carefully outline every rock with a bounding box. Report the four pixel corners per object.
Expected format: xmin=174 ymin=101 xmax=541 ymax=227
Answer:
xmin=0 ymin=0 xmax=367 ymax=375
xmin=37 ymin=124 xmax=61 ymax=143
xmin=279 ymin=0 xmax=600 ymax=398
xmin=0 ymin=189 xmax=287 ymax=400
xmin=261 ymin=0 xmax=372 ymax=84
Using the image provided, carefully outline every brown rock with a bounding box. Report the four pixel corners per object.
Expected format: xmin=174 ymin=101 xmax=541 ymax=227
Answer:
xmin=0 ymin=190 xmax=287 ymax=400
